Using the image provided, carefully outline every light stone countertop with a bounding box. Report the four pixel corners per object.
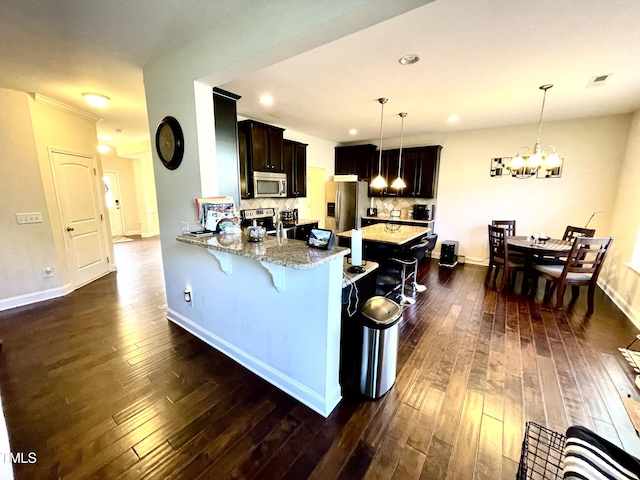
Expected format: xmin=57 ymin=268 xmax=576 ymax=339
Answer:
xmin=336 ymin=223 xmax=431 ymax=246
xmin=176 ymin=232 xmax=349 ymax=269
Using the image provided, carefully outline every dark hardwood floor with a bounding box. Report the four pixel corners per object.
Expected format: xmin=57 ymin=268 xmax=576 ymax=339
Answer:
xmin=1 ymin=237 xmax=639 ymax=479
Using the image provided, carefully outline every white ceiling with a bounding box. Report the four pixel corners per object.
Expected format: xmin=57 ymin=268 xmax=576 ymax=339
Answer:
xmin=1 ymin=0 xmax=640 ymax=150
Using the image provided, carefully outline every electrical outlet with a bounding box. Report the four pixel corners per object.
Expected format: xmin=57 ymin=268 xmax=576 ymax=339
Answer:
xmin=43 ymin=266 xmax=54 ymax=277
xmin=16 ymin=212 xmax=43 ymax=224
xmin=181 ymin=222 xmax=190 ymax=234
xmin=184 ymin=289 xmax=193 ymax=305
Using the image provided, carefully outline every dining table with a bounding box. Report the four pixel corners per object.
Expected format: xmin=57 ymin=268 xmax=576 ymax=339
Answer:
xmin=507 ymin=235 xmax=573 ymax=293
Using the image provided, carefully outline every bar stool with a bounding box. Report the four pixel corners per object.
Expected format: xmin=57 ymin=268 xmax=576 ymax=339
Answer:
xmin=388 ymin=240 xmax=430 ymax=306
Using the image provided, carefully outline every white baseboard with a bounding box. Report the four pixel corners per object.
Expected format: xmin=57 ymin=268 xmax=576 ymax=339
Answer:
xmin=167 ymin=308 xmax=340 ymax=417
xmin=599 ymin=278 xmax=640 ymax=330
xmin=0 ymin=283 xmax=73 ymax=312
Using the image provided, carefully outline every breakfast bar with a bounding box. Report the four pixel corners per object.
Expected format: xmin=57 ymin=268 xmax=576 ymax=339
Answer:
xmin=174 ymin=233 xmax=355 ymax=417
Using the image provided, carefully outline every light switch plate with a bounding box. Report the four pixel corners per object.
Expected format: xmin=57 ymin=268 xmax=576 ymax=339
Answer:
xmin=16 ymin=212 xmax=43 ymax=224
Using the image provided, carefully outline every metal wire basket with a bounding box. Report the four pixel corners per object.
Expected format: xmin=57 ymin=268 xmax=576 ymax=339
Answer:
xmin=517 ymin=422 xmax=567 ymax=480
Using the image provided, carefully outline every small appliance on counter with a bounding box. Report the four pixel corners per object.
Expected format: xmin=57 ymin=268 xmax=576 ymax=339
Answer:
xmin=413 ymin=204 xmax=435 ymax=221
xmin=280 ymin=209 xmax=295 ymax=222
xmin=367 ymin=207 xmax=378 ymax=217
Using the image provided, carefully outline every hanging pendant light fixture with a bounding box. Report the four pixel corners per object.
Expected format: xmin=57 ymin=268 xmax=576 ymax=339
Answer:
xmin=507 ymin=84 xmax=562 ymax=179
xmin=370 ymin=97 xmax=389 ymax=188
xmin=391 ymin=112 xmax=408 ymax=189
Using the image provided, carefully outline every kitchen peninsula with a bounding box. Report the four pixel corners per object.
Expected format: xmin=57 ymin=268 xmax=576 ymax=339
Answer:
xmin=174 ymin=232 xmax=351 ymax=417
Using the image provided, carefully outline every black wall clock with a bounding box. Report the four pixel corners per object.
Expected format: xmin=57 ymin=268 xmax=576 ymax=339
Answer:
xmin=155 ymin=116 xmax=184 ymax=170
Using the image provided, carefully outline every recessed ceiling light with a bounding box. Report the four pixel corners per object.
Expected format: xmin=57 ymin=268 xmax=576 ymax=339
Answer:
xmin=259 ymin=96 xmax=273 ymax=105
xmin=98 ymin=134 xmax=113 ymax=141
xmin=398 ymin=54 xmax=420 ymax=65
xmin=98 ymin=145 xmax=110 ymax=154
xmin=82 ymin=92 xmax=110 ymax=108
xmin=448 ymin=114 xmax=460 ymax=122
xmin=348 ymin=129 xmax=357 ymax=135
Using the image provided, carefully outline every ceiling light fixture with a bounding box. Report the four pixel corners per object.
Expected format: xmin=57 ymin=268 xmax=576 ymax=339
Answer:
xmin=98 ymin=145 xmax=110 ymax=154
xmin=370 ymin=97 xmax=389 ymax=189
xmin=507 ymin=84 xmax=562 ymax=179
xmin=448 ymin=114 xmax=460 ymax=122
xmin=82 ymin=92 xmax=110 ymax=108
xmin=399 ymin=54 xmax=420 ymax=65
xmin=348 ymin=129 xmax=357 ymax=135
xmin=391 ymin=113 xmax=408 ymax=189
xmin=259 ymin=96 xmax=273 ymax=105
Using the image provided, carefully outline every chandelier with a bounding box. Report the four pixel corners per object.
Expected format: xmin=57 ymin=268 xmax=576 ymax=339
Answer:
xmin=390 ymin=112 xmax=408 ymax=189
xmin=370 ymin=97 xmax=389 ymax=188
xmin=507 ymin=84 xmax=562 ymax=179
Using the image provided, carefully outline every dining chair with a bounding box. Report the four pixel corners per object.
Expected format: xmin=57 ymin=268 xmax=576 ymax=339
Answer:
xmin=485 ymin=225 xmax=525 ymax=292
xmin=492 ymin=220 xmax=516 ymax=236
xmin=563 ymin=225 xmax=596 ymax=241
xmin=530 ymin=237 xmax=613 ymax=312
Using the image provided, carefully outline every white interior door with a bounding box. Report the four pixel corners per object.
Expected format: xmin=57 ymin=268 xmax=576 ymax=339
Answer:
xmin=103 ymin=171 xmax=124 ymax=236
xmin=51 ymin=151 xmax=109 ymax=288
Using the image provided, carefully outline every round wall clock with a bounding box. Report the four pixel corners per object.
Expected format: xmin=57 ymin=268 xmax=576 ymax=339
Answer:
xmin=155 ymin=116 xmax=184 ymax=170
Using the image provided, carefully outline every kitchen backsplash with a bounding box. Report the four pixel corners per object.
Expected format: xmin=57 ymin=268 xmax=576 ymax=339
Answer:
xmin=370 ymin=197 xmax=436 ymax=219
xmin=239 ymin=198 xmax=302 ymax=212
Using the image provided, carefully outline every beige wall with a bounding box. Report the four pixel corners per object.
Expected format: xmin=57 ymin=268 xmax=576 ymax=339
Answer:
xmin=601 ymin=110 xmax=640 ymax=326
xmin=390 ymin=114 xmax=629 ymax=263
xmin=0 ymin=88 xmax=60 ymax=300
xmin=0 ymin=87 xmax=111 ymax=310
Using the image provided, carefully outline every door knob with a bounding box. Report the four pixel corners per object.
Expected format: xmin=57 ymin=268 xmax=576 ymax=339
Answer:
xmin=66 ymin=227 xmax=74 ymax=232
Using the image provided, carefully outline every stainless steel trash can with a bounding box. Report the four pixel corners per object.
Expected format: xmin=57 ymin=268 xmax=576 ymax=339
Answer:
xmin=360 ymin=296 xmax=402 ymax=398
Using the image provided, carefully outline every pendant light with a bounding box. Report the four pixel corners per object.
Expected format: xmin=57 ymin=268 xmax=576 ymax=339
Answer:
xmin=370 ymin=97 xmax=388 ymax=188
xmin=391 ymin=112 xmax=408 ymax=189
xmin=507 ymin=84 xmax=561 ymax=178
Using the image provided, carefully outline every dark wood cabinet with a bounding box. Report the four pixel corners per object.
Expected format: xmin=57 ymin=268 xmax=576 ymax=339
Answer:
xmin=369 ymin=145 xmax=441 ymax=198
xmin=335 ymin=144 xmax=376 ymax=181
xmin=238 ymin=119 xmax=286 ymax=199
xmin=238 ymin=119 xmax=285 ymax=173
xmin=369 ymin=149 xmax=400 ymax=197
xmin=284 ymin=139 xmax=307 ymax=198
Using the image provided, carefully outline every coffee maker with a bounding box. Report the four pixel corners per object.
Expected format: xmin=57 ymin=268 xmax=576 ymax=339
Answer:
xmin=413 ymin=204 xmax=435 ymax=221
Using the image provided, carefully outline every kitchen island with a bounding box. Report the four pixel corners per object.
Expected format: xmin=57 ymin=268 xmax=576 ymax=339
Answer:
xmin=174 ymin=232 xmax=351 ymax=417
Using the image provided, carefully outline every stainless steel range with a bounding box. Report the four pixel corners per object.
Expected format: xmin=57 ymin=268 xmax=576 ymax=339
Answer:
xmin=240 ymin=208 xmax=296 ymax=237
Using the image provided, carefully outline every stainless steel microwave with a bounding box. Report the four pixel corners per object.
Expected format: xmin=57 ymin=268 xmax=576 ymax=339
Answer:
xmin=253 ymin=171 xmax=287 ymax=198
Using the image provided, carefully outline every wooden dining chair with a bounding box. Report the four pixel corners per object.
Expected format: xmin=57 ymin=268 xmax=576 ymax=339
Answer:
xmin=492 ymin=220 xmax=516 ymax=236
xmin=485 ymin=225 xmax=525 ymax=292
xmin=563 ymin=225 xmax=595 ymax=241
xmin=530 ymin=237 xmax=613 ymax=312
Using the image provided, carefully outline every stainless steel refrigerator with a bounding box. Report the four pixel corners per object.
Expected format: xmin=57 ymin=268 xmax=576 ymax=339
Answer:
xmin=325 ymin=181 xmax=369 ymax=233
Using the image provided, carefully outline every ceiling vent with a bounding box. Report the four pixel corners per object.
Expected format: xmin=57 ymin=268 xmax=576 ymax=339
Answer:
xmin=586 ymin=74 xmax=612 ymax=88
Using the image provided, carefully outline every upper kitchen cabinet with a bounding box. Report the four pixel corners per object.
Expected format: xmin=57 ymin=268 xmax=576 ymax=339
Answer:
xmin=284 ymin=139 xmax=307 ymax=197
xmin=335 ymin=144 xmax=376 ymax=181
xmin=238 ymin=119 xmax=285 ymax=173
xmin=369 ymin=145 xmax=441 ymax=198
xmin=406 ymin=146 xmax=441 ymax=199
xmin=369 ymin=149 xmax=399 ymax=197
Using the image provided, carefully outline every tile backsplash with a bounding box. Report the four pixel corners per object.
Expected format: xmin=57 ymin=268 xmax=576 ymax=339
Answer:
xmin=370 ymin=198 xmax=436 ymax=219
xmin=239 ymin=198 xmax=302 ymax=213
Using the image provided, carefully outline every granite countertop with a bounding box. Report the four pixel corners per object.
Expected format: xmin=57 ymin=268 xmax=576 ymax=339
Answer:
xmin=336 ymin=223 xmax=431 ymax=246
xmin=177 ymin=232 xmax=349 ymax=269
xmin=362 ymin=215 xmax=434 ymax=225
